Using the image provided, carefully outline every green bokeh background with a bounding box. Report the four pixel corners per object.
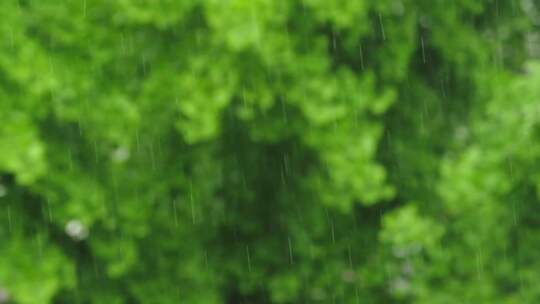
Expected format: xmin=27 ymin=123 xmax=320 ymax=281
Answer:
xmin=1 ymin=0 xmax=540 ymax=303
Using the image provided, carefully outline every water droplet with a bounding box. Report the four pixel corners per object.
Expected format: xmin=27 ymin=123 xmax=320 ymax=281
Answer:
xmin=65 ymin=219 xmax=89 ymax=241
xmin=111 ymin=147 xmax=130 ymax=163
xmin=0 ymin=184 xmax=7 ymax=198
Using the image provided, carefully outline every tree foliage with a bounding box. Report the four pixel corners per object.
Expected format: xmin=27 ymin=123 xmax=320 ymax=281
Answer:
xmin=0 ymin=0 xmax=538 ymax=303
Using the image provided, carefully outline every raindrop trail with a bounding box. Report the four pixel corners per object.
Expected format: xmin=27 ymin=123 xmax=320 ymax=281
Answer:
xmin=378 ymin=13 xmax=386 ymax=41
xmin=246 ymin=245 xmax=252 ymax=273
xmin=93 ymin=140 xmax=98 ymax=164
xmin=90 ymin=252 xmax=100 ymax=279
xmin=332 ymin=30 xmax=337 ymax=52
xmin=190 ymin=181 xmax=195 ymax=224
xmin=47 ymin=198 xmax=53 ymax=222
xmin=288 ymin=237 xmax=294 ymax=264
xmin=7 ymin=206 xmax=11 ymax=233
xmin=36 ymin=234 xmax=43 ymax=257
xmin=173 ymin=199 xmax=178 ymax=227
xmin=421 ymin=36 xmax=426 ymax=63
xmin=136 ymin=129 xmax=141 ymax=152
xmin=8 ymin=27 xmax=14 ymax=48
xmin=149 ymin=143 xmax=156 ymax=171
xmin=330 ymin=220 xmax=336 ymax=243
xmin=359 ymin=44 xmax=365 ymax=70
xmin=68 ymin=148 xmax=73 ymax=171
xmin=348 ymin=244 xmax=353 ymax=267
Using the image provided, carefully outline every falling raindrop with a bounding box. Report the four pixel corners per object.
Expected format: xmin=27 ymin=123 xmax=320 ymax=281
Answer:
xmin=288 ymin=237 xmax=294 ymax=264
xmin=332 ymin=30 xmax=337 ymax=52
xmin=420 ymin=36 xmax=426 ymax=63
xmin=172 ymin=199 xmax=178 ymax=227
xmin=378 ymin=13 xmax=386 ymax=41
xmin=246 ymin=245 xmax=252 ymax=273
xmin=7 ymin=206 xmax=11 ymax=233
xmin=359 ymin=44 xmax=365 ymax=70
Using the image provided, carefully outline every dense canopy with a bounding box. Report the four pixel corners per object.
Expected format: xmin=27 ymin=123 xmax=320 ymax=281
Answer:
xmin=1 ymin=0 xmax=540 ymax=303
